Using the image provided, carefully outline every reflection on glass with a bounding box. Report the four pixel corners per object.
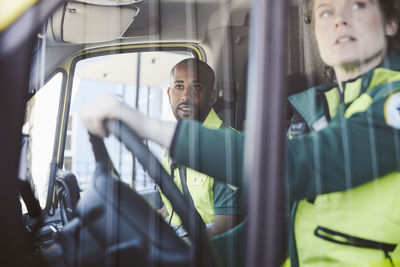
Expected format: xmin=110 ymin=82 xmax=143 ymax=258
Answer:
xmin=69 ymin=51 xmax=193 ymax=191
xmin=25 ymin=72 xmax=62 ymax=208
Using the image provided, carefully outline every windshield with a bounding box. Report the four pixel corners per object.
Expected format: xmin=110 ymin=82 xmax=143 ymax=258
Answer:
xmin=24 ymin=72 xmax=63 ymax=208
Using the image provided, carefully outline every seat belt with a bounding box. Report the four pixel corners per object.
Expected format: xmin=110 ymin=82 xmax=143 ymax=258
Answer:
xmin=178 ymin=166 xmax=195 ymax=206
xmin=168 ymin=163 xmax=176 ymax=226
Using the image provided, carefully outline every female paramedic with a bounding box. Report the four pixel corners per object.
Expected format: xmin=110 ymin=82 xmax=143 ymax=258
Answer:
xmin=81 ymin=0 xmax=400 ymax=265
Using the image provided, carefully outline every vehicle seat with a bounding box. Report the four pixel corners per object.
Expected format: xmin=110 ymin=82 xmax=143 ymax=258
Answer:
xmin=56 ymin=170 xmax=81 ymax=223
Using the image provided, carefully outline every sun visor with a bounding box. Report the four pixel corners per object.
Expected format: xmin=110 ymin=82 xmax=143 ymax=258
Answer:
xmin=74 ymin=0 xmax=141 ymax=5
xmin=51 ymin=1 xmax=139 ymax=44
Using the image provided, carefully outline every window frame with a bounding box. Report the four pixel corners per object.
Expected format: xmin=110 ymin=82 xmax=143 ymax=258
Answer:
xmin=45 ymin=43 xmax=205 ymax=210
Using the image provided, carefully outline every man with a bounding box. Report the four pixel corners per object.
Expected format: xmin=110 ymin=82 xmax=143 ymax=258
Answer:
xmin=158 ymin=58 xmax=242 ymax=237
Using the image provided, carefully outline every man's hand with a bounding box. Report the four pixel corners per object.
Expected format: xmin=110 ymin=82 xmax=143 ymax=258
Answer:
xmin=79 ymin=95 xmax=124 ymax=137
xmin=207 ymin=214 xmax=243 ymax=237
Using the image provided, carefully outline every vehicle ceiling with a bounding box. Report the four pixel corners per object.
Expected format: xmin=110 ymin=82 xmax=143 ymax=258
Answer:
xmin=33 ymin=0 xmax=332 ymax=94
xmin=34 ymin=0 xmax=251 ymax=89
xmin=32 ymin=0 xmax=400 ymax=97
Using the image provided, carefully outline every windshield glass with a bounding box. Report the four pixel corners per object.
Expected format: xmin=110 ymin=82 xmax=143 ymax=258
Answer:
xmin=24 ymin=72 xmax=63 ymax=208
xmin=69 ymin=51 xmax=193 ymax=192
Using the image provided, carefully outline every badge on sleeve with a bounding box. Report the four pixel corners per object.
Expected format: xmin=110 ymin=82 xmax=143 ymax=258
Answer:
xmin=384 ymin=92 xmax=400 ymax=129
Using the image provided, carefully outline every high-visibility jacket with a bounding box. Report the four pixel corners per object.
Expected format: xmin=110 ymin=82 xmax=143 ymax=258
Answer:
xmin=160 ymin=108 xmax=241 ymax=226
xmin=286 ymin=52 xmax=400 ymax=266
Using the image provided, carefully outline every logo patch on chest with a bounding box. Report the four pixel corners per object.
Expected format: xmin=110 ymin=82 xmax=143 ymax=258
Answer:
xmin=384 ymin=92 xmax=400 ymax=129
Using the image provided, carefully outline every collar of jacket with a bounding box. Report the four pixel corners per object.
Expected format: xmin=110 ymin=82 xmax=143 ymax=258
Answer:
xmin=163 ymin=108 xmax=223 ymax=159
xmin=202 ymin=108 xmax=223 ymax=130
xmin=288 ymin=51 xmax=400 ymax=129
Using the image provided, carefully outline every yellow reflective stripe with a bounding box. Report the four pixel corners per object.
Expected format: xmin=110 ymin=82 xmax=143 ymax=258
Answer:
xmin=227 ymin=184 xmax=238 ymax=191
xmin=159 ymin=164 xmax=215 ymax=226
xmin=367 ymin=68 xmax=400 ymax=91
xmin=202 ymin=108 xmax=223 ymax=129
xmin=0 ymin=0 xmax=38 ymax=31
xmin=344 ymin=93 xmax=373 ymax=118
xmin=324 ymin=87 xmax=340 ymax=118
xmin=295 ymin=172 xmax=400 ymax=266
xmin=344 ymin=78 xmax=361 ymax=104
xmin=282 ymin=258 xmax=291 ymax=267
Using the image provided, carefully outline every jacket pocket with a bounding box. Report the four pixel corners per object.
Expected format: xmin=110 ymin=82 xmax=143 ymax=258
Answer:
xmin=314 ymin=226 xmax=397 ymax=266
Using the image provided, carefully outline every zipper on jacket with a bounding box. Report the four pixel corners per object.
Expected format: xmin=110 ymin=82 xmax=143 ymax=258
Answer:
xmin=314 ymin=226 xmax=397 ymax=266
xmin=289 ymin=202 xmax=300 ymax=267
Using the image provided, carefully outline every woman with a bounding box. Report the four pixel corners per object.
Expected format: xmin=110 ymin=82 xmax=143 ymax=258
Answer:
xmin=81 ymin=0 xmax=400 ymax=265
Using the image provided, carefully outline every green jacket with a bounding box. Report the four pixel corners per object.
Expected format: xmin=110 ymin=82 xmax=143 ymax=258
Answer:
xmin=169 ymin=53 xmax=400 ymax=266
xmin=286 ymin=52 xmax=400 ymax=266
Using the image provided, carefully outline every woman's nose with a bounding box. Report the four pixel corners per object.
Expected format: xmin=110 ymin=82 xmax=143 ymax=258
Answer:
xmin=334 ymin=9 xmax=350 ymax=28
xmin=335 ymin=18 xmax=349 ymax=28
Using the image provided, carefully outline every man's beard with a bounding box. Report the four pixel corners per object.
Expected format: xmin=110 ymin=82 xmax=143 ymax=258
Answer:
xmin=173 ymin=102 xmax=200 ymax=121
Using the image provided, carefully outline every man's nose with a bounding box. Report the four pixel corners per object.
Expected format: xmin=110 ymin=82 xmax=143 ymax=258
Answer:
xmin=180 ymin=87 xmax=189 ymax=101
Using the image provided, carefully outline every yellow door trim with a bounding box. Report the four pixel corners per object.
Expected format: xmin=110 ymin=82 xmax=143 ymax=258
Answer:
xmin=0 ymin=0 xmax=38 ymax=31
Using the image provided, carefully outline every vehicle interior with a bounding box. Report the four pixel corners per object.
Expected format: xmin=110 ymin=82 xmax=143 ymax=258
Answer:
xmin=2 ymin=0 xmax=399 ymax=266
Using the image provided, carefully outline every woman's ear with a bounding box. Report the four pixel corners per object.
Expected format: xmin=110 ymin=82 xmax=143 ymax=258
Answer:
xmin=385 ymin=19 xmax=398 ymax=37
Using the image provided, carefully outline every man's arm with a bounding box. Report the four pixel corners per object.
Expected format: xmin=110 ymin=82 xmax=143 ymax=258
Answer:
xmin=80 ymin=95 xmax=400 ymax=202
xmin=158 ymin=205 xmax=169 ymax=219
xmin=79 ymin=95 xmax=176 ymax=148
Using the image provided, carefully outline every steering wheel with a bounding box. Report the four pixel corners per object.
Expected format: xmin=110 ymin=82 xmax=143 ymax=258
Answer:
xmin=54 ymin=119 xmax=219 ymax=267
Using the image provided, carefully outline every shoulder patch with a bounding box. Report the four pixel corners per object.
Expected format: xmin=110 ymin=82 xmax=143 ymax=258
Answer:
xmin=384 ymin=92 xmax=400 ymax=129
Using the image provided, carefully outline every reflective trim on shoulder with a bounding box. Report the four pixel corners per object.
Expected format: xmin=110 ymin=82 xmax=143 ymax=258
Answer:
xmin=384 ymin=92 xmax=400 ymax=129
xmin=345 ymin=93 xmax=373 ymax=118
xmin=202 ymin=108 xmax=223 ymax=130
xmin=311 ymin=116 xmax=328 ymax=131
xmin=227 ymin=183 xmax=238 ymax=191
xmin=0 ymin=0 xmax=38 ymax=31
xmin=367 ymin=68 xmax=400 ymax=91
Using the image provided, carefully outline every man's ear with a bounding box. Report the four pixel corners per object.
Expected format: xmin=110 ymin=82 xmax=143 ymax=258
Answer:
xmin=167 ymin=87 xmax=172 ymax=104
xmin=210 ymin=88 xmax=218 ymax=105
xmin=386 ymin=19 xmax=398 ymax=37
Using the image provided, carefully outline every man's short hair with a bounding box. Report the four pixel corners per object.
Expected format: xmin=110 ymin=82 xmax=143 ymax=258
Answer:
xmin=170 ymin=58 xmax=215 ymax=90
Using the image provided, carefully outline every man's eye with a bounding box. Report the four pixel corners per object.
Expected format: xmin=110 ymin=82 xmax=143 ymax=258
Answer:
xmin=175 ymin=85 xmax=184 ymax=90
xmin=192 ymin=84 xmax=202 ymax=91
xmin=352 ymin=1 xmax=366 ymax=10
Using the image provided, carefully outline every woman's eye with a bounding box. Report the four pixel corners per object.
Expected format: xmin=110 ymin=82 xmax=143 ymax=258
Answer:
xmin=320 ymin=10 xmax=333 ymax=19
xmin=352 ymin=1 xmax=366 ymax=10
